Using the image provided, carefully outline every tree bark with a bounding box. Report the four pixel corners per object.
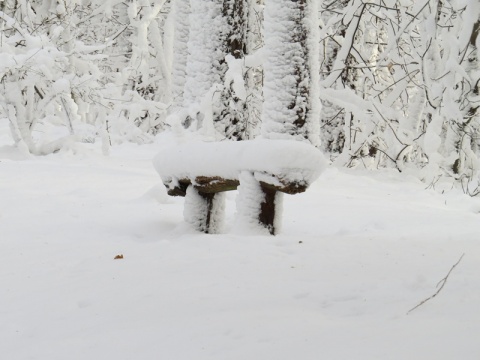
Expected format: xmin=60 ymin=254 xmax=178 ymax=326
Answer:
xmin=262 ymin=0 xmax=321 ymax=146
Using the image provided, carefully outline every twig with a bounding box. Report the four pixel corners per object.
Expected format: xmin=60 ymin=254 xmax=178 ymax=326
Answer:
xmin=372 ymin=103 xmax=406 ymax=146
xmin=407 ymin=253 xmax=465 ymax=315
xmin=60 ymin=97 xmax=75 ymax=135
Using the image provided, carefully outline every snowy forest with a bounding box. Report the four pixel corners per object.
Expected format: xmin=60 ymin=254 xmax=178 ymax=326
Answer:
xmin=1 ymin=0 xmax=480 ymax=190
xmin=3 ymin=1 xmax=480 ymax=359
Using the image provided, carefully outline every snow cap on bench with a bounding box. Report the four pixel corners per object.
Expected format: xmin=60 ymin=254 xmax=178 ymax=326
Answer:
xmin=153 ymin=139 xmax=326 ymax=190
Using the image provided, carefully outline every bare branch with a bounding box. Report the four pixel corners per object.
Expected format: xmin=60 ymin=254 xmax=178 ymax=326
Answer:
xmin=407 ymin=254 xmax=465 ymax=315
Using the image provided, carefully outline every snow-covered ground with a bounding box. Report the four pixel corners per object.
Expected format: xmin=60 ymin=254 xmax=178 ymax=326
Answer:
xmin=2 ymin=128 xmax=480 ymax=360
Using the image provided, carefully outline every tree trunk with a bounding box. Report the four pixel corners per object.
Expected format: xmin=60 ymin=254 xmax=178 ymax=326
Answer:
xmin=170 ymin=0 xmax=191 ymax=114
xmin=261 ymin=0 xmax=321 ymax=146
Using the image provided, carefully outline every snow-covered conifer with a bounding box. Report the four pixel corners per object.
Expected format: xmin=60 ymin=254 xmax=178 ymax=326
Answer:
xmin=179 ymin=0 xmax=252 ymax=140
xmin=181 ymin=0 xmax=226 ymax=134
xmin=217 ymin=0 xmax=250 ymax=140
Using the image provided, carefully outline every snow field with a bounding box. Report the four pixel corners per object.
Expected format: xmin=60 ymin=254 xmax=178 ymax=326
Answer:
xmin=1 ymin=133 xmax=480 ymax=359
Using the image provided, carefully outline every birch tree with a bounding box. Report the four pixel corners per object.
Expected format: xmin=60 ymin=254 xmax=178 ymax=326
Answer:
xmin=421 ymin=1 xmax=480 ymax=187
xmin=319 ymin=0 xmax=354 ymax=156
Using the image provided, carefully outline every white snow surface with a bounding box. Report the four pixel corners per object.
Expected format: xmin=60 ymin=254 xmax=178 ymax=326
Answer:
xmin=2 ymin=128 xmax=480 ymax=359
xmin=153 ymin=139 xmax=326 ymax=186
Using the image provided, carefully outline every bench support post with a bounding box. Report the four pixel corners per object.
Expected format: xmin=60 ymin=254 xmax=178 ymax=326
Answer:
xmin=236 ymin=172 xmax=283 ymax=235
xmin=259 ymin=183 xmax=280 ymax=235
xmin=184 ymin=185 xmax=225 ymax=234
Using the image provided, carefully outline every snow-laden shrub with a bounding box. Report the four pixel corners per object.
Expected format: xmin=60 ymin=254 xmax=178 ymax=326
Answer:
xmin=0 ymin=10 xmax=98 ymax=154
xmin=319 ymin=0 xmax=480 ymax=191
xmin=0 ymin=0 xmax=173 ymax=155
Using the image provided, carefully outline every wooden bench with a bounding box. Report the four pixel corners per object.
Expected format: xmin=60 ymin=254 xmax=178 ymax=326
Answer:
xmin=154 ymin=139 xmax=325 ymax=235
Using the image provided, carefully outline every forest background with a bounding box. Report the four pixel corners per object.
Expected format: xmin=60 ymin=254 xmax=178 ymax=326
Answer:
xmin=1 ymin=0 xmax=479 ymax=193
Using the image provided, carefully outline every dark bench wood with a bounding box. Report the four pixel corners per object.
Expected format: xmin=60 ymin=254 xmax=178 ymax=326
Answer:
xmin=164 ymin=174 xmax=309 ymax=234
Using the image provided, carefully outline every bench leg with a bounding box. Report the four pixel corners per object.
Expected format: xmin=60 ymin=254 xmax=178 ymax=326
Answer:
xmin=184 ymin=185 xmax=225 ymax=234
xmin=259 ymin=183 xmax=283 ymax=235
xmin=236 ymin=171 xmax=283 ymax=235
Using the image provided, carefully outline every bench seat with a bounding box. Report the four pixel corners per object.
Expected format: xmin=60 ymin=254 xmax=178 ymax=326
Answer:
xmin=154 ymin=139 xmax=326 ymax=234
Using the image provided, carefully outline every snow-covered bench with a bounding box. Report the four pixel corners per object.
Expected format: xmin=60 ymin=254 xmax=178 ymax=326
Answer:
xmin=153 ymin=139 xmax=326 ymax=235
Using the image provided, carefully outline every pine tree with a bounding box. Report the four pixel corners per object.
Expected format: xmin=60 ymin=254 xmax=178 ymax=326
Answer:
xmin=216 ymin=0 xmax=250 ymax=140
xmin=177 ymin=0 xmax=252 ymax=141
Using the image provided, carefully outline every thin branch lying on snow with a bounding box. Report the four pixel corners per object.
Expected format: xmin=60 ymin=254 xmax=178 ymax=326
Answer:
xmin=407 ymin=253 xmax=465 ymax=315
